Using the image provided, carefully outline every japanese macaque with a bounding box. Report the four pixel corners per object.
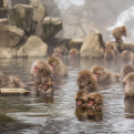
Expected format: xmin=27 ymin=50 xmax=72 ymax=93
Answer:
xmin=8 ymin=75 xmax=26 ymax=88
xmin=69 ymin=48 xmax=80 ymax=60
xmin=121 ymin=50 xmax=134 ymax=63
xmin=52 ymin=47 xmax=63 ymax=59
xmin=123 ymin=72 xmax=134 ymax=96
xmin=30 ymin=60 xmax=53 ymax=85
xmin=87 ymin=92 xmax=103 ymax=111
xmin=112 ymin=25 xmax=127 ymax=43
xmin=104 ymin=42 xmax=120 ymax=60
xmin=75 ymin=89 xmax=88 ymax=107
xmin=121 ymin=64 xmax=134 ymax=79
xmin=91 ymin=65 xmax=121 ymax=84
xmin=37 ymin=77 xmax=54 ymax=94
xmin=77 ymin=70 xmax=97 ymax=92
xmin=47 ymin=56 xmax=68 ymax=78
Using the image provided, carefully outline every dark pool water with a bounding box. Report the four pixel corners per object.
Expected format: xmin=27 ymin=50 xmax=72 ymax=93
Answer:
xmin=0 ymin=58 xmax=134 ymax=134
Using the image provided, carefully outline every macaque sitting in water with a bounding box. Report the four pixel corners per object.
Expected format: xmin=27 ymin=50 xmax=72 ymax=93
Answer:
xmin=52 ymin=47 xmax=63 ymax=59
xmin=77 ymin=70 xmax=97 ymax=92
xmin=123 ymin=72 xmax=134 ymax=97
xmin=91 ymin=65 xmax=121 ymax=84
xmin=87 ymin=92 xmax=103 ymax=111
xmin=121 ymin=50 xmax=134 ymax=63
xmin=47 ymin=56 xmax=68 ymax=78
xmin=37 ymin=77 xmax=54 ymax=94
xmin=75 ymin=89 xmax=88 ymax=107
xmin=112 ymin=25 xmax=127 ymax=43
xmin=121 ymin=64 xmax=134 ymax=79
xmin=69 ymin=48 xmax=80 ymax=60
xmin=30 ymin=60 xmax=53 ymax=86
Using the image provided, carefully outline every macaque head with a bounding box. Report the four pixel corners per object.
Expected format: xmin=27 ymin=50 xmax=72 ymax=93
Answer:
xmin=104 ymin=49 xmax=114 ymax=60
xmin=87 ymin=92 xmax=103 ymax=111
xmin=123 ymin=73 xmax=134 ymax=96
xmin=121 ymin=26 xmax=127 ymax=36
xmin=47 ymin=56 xmax=61 ymax=70
xmin=105 ymin=43 xmax=115 ymax=52
xmin=8 ymin=75 xmax=25 ymax=88
xmin=69 ymin=48 xmax=79 ymax=58
xmin=53 ymin=47 xmax=63 ymax=59
xmin=75 ymin=89 xmax=88 ymax=106
xmin=31 ymin=60 xmax=53 ymax=78
xmin=121 ymin=64 xmax=134 ymax=79
xmin=77 ymin=70 xmax=96 ymax=90
xmin=91 ymin=66 xmax=107 ymax=82
xmin=41 ymin=77 xmax=54 ymax=93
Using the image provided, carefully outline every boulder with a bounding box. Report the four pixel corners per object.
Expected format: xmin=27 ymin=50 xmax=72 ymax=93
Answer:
xmin=0 ymin=24 xmax=24 ymax=47
xmin=80 ymin=31 xmax=105 ymax=59
xmin=30 ymin=0 xmax=47 ymax=23
xmin=0 ymin=18 xmax=9 ymax=24
xmin=9 ymin=4 xmax=33 ymax=32
xmin=17 ymin=35 xmax=48 ymax=58
xmin=0 ymin=48 xmax=16 ymax=58
xmin=42 ymin=17 xmax=62 ymax=40
xmin=69 ymin=38 xmax=84 ymax=49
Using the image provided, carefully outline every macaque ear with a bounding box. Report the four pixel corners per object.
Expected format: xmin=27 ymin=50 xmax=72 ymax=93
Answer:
xmin=52 ymin=82 xmax=55 ymax=87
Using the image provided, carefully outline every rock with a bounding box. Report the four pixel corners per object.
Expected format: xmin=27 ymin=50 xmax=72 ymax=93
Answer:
xmin=69 ymin=38 xmax=84 ymax=49
xmin=17 ymin=35 xmax=48 ymax=58
xmin=0 ymin=8 xmax=8 ymax=18
xmin=0 ymin=24 xmax=24 ymax=47
xmin=9 ymin=4 xmax=33 ymax=32
xmin=42 ymin=17 xmax=62 ymax=40
xmin=0 ymin=114 xmax=14 ymax=122
xmin=31 ymin=0 xmax=47 ymax=23
xmin=0 ymin=19 xmax=9 ymax=24
xmin=80 ymin=31 xmax=105 ymax=59
xmin=0 ymin=48 xmax=16 ymax=58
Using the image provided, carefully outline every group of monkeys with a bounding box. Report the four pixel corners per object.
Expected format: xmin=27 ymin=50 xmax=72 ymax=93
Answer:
xmin=0 ymin=25 xmax=134 ymax=115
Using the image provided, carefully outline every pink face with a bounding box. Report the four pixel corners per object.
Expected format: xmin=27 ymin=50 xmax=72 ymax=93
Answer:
xmin=35 ymin=66 xmax=39 ymax=72
xmin=50 ymin=64 xmax=55 ymax=70
xmin=76 ymin=99 xmax=83 ymax=106
xmin=88 ymin=99 xmax=94 ymax=107
xmin=43 ymin=84 xmax=48 ymax=90
xmin=70 ymin=52 xmax=75 ymax=57
xmin=93 ymin=73 xmax=99 ymax=80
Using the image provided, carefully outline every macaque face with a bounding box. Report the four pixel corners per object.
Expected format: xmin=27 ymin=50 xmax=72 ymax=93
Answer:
xmin=69 ymin=48 xmax=79 ymax=58
xmin=87 ymin=92 xmax=103 ymax=111
xmin=41 ymin=77 xmax=54 ymax=93
xmin=75 ymin=90 xmax=88 ymax=106
xmin=77 ymin=70 xmax=96 ymax=90
xmin=121 ymin=26 xmax=127 ymax=36
xmin=124 ymin=73 xmax=134 ymax=96
xmin=92 ymin=66 xmax=107 ymax=82
xmin=104 ymin=50 xmax=114 ymax=60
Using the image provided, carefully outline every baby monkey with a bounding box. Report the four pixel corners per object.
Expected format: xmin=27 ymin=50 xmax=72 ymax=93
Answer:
xmin=77 ymin=70 xmax=97 ymax=92
xmin=37 ymin=77 xmax=54 ymax=94
xmin=75 ymin=89 xmax=88 ymax=107
xmin=112 ymin=25 xmax=127 ymax=43
xmin=87 ymin=92 xmax=103 ymax=111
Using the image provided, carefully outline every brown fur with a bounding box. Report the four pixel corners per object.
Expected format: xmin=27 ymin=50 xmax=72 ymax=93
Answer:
xmin=121 ymin=64 xmax=134 ymax=79
xmin=121 ymin=50 xmax=133 ymax=63
xmin=37 ymin=77 xmax=54 ymax=94
xmin=104 ymin=42 xmax=120 ymax=60
xmin=91 ymin=65 xmax=121 ymax=84
xmin=123 ymin=72 xmax=134 ymax=96
xmin=87 ymin=92 xmax=103 ymax=111
xmin=112 ymin=25 xmax=127 ymax=43
xmin=75 ymin=89 xmax=88 ymax=107
xmin=52 ymin=47 xmax=63 ymax=59
xmin=31 ymin=60 xmax=53 ymax=85
xmin=77 ymin=70 xmax=97 ymax=92
xmin=47 ymin=56 xmax=68 ymax=78
xmin=69 ymin=48 xmax=80 ymax=59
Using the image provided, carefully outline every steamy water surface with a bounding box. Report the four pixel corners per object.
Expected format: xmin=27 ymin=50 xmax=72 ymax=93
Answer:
xmin=0 ymin=58 xmax=134 ymax=134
